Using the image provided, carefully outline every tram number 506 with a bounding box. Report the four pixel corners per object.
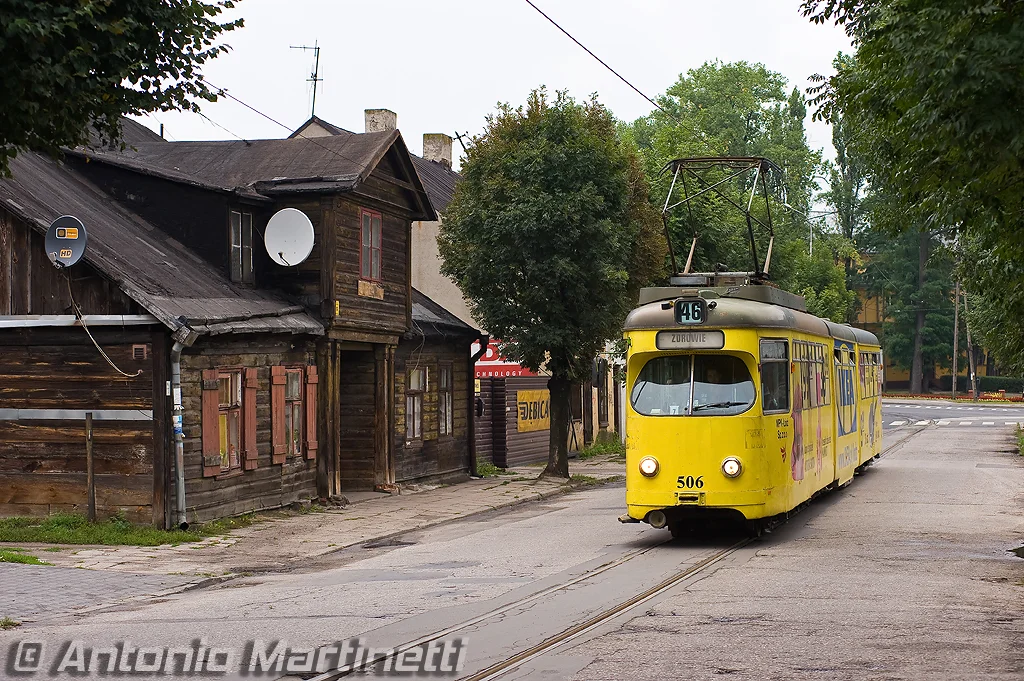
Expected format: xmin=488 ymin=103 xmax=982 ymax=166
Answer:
xmin=677 ymin=475 xmax=704 ymax=489
xmin=674 ymin=299 xmax=706 ymax=325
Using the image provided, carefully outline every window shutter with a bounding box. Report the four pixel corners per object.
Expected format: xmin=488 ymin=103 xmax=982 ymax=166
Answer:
xmin=243 ymin=367 xmax=259 ymax=470
xmin=271 ymin=365 xmax=287 ymax=464
xmin=305 ymin=365 xmax=318 ymax=461
xmin=201 ymin=369 xmax=221 ymax=478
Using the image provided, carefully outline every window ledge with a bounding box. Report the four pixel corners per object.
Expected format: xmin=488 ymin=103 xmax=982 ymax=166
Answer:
xmin=216 ymin=468 xmax=244 ymax=481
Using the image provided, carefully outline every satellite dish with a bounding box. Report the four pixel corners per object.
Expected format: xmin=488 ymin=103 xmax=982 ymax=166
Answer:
xmin=264 ymin=208 xmax=314 ymax=266
xmin=44 ymin=215 xmax=88 ymax=268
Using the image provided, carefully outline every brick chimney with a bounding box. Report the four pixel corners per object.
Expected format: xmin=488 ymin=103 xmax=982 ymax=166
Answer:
xmin=422 ymin=133 xmax=453 ymax=169
xmin=364 ymin=109 xmax=397 ymax=133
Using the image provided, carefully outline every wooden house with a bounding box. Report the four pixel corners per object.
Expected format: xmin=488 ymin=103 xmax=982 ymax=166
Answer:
xmin=0 ymin=115 xmax=484 ymax=527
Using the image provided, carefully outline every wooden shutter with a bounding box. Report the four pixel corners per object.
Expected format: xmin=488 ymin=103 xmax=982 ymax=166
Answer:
xmin=243 ymin=367 xmax=259 ymax=470
xmin=271 ymin=365 xmax=287 ymax=464
xmin=201 ymin=369 xmax=221 ymax=478
xmin=305 ymin=365 xmax=318 ymax=461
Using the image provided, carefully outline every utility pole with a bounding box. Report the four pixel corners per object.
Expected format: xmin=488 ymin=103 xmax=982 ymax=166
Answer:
xmin=952 ymin=280 xmax=960 ymax=399
xmin=290 ymin=42 xmax=322 ymax=118
xmin=963 ymin=290 xmax=978 ymax=400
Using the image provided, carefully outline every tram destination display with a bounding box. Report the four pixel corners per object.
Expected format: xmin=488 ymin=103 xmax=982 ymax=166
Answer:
xmin=655 ymin=329 xmax=725 ymax=350
xmin=674 ymin=299 xmax=707 ymax=325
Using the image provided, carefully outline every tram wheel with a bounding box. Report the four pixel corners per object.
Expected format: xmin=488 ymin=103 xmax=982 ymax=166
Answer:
xmin=668 ymin=522 xmax=691 ymax=540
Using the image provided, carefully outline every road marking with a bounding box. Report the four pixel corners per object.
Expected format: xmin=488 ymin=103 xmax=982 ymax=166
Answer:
xmin=1006 ymin=422 xmax=1018 ymax=426
xmin=915 ymin=420 xmax=929 ymax=426
xmin=890 ymin=421 xmax=906 ymax=426
xmin=937 ymin=420 xmax=950 ymax=425
xmin=959 ymin=421 xmax=973 ymax=426
xmin=983 ymin=422 xmax=995 ymax=426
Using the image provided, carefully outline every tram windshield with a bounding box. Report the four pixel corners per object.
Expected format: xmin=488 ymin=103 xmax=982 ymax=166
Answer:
xmin=631 ymin=354 xmax=755 ymax=416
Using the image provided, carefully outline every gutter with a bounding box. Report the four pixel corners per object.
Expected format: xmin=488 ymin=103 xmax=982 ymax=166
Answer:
xmin=0 ymin=315 xmax=158 ymax=328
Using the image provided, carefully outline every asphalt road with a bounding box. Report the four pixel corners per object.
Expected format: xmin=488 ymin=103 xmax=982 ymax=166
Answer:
xmin=2 ymin=420 xmax=1021 ymax=680
xmin=883 ymin=398 xmax=1024 ymax=430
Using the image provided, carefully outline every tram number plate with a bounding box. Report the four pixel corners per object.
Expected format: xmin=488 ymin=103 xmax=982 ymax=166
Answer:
xmin=674 ymin=299 xmax=707 ymax=325
xmin=676 ymin=475 xmax=704 ymax=489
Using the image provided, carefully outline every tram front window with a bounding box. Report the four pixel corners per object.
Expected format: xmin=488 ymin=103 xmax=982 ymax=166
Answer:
xmin=631 ymin=354 xmax=755 ymax=416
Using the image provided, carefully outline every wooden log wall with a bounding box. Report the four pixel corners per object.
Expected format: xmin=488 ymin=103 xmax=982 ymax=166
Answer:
xmin=0 ymin=328 xmax=157 ymax=522
xmin=336 ymin=348 xmax=377 ymax=491
xmin=393 ymin=339 xmax=471 ymax=484
xmin=330 ymin=194 xmax=411 ymax=338
xmin=0 ymin=208 xmax=138 ymax=316
xmin=177 ymin=336 xmax=317 ymax=523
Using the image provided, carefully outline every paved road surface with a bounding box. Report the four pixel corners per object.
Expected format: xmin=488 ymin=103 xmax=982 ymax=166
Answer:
xmin=883 ymin=398 xmax=1024 ymax=430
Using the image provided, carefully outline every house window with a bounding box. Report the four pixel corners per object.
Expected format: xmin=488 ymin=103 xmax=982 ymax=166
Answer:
xmin=406 ymin=367 xmax=424 ymax=440
xmin=285 ymin=368 xmax=303 ymax=457
xmin=230 ymin=210 xmax=254 ymax=284
xmin=439 ymin=364 xmax=453 ymax=436
xmin=360 ymin=209 xmax=382 ymax=281
xmin=218 ymin=370 xmax=243 ymax=470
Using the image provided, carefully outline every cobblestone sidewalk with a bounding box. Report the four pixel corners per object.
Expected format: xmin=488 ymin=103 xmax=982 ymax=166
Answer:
xmin=0 ymin=455 xmax=624 ymax=621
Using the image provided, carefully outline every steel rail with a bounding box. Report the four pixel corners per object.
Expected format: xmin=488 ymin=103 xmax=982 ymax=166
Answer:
xmin=304 ymin=538 xmax=676 ymax=681
xmin=459 ymin=538 xmax=751 ymax=681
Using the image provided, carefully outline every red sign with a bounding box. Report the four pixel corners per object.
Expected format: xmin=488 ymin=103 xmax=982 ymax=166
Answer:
xmin=472 ymin=339 xmax=537 ymax=378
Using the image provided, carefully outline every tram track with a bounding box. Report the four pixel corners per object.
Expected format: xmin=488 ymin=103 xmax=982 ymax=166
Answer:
xmin=303 ymin=537 xmax=678 ymax=681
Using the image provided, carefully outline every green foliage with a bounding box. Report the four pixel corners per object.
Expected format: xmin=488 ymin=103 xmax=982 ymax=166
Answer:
xmin=803 ymin=2 xmax=1024 ymax=368
xmin=439 ymin=88 xmax=663 ymax=380
xmin=621 ymin=61 xmax=853 ymax=319
xmin=0 ymin=617 xmax=21 ymax=630
xmin=0 ymin=547 xmax=49 ymax=565
xmin=475 ymin=463 xmax=515 ymax=477
xmin=0 ymin=0 xmax=242 ymax=174
xmin=577 ymin=439 xmax=625 ymax=460
xmin=0 ymin=511 xmax=258 ymax=546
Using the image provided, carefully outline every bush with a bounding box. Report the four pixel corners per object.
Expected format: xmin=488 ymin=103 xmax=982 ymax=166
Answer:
xmin=935 ymin=375 xmax=1024 ymax=393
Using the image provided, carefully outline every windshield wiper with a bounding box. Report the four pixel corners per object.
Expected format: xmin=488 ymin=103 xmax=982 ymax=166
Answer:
xmin=691 ymin=400 xmax=749 ymax=412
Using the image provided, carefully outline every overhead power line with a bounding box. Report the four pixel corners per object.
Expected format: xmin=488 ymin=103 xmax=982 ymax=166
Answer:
xmin=521 ymin=0 xmax=715 ymax=154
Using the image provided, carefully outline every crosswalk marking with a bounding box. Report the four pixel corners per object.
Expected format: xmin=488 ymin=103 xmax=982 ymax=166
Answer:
xmin=890 ymin=420 xmax=906 ymax=426
xmin=915 ymin=420 xmax=929 ymax=425
xmin=959 ymin=421 xmax=972 ymax=425
xmin=1006 ymin=422 xmax=1018 ymax=426
xmin=982 ymin=421 xmax=995 ymax=426
xmin=937 ymin=420 xmax=950 ymax=425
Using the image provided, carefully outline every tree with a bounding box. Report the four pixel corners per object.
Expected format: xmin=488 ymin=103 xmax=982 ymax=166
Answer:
xmin=803 ymin=1 xmax=1024 ymax=367
xmin=621 ymin=61 xmax=854 ymax=321
xmin=438 ymin=89 xmax=665 ymax=478
xmin=0 ymin=0 xmax=242 ymax=174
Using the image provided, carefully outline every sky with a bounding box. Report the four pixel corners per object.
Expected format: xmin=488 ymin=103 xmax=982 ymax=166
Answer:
xmin=138 ymin=0 xmax=854 ymax=168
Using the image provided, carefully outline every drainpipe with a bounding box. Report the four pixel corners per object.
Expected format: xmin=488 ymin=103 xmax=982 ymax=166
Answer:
xmin=170 ymin=341 xmax=189 ymax=530
xmin=469 ymin=333 xmax=489 ymax=476
xmin=169 ymin=323 xmax=199 ymax=530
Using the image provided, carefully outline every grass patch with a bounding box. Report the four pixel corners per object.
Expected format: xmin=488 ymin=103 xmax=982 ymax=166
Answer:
xmin=476 ymin=463 xmax=517 ymax=477
xmin=578 ymin=440 xmax=626 ymax=460
xmin=569 ymin=474 xmax=600 ymax=486
xmin=0 ymin=547 xmax=49 ymax=565
xmin=0 ymin=617 xmax=21 ymax=630
xmin=0 ymin=511 xmax=260 ymax=547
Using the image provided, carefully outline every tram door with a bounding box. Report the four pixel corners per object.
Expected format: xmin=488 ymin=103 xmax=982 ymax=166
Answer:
xmin=833 ymin=340 xmax=858 ymax=485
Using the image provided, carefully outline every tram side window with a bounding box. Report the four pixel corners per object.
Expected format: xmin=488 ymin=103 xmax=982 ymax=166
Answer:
xmin=760 ymin=340 xmax=789 ymax=414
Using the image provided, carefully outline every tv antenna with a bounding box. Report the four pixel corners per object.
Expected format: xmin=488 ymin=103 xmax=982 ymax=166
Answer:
xmin=290 ymin=41 xmax=323 ymax=117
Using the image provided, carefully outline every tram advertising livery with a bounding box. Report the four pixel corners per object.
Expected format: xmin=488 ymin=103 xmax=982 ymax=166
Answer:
xmin=620 ymin=157 xmax=883 ymax=537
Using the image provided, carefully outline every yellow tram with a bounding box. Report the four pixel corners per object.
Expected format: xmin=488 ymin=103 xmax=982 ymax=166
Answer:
xmin=621 ymin=275 xmax=882 ymax=536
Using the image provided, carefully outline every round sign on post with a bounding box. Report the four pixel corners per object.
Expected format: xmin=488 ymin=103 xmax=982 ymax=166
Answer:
xmin=264 ymin=208 xmax=315 ymax=266
xmin=45 ymin=215 xmax=88 ymax=268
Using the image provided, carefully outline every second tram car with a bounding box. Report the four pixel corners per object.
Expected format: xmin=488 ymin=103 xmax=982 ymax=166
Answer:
xmin=621 ymin=277 xmax=882 ymax=536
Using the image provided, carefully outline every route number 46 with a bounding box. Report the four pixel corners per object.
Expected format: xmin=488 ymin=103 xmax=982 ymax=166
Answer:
xmin=677 ymin=475 xmax=704 ymax=489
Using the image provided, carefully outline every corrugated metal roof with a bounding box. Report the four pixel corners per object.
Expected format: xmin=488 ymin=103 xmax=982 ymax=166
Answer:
xmin=411 ymin=289 xmax=477 ymax=338
xmin=0 ymin=153 xmax=323 ymax=337
xmin=410 ymin=155 xmax=459 ymax=213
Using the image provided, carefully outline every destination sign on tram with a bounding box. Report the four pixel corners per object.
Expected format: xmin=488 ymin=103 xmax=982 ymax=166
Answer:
xmin=656 ymin=329 xmax=725 ymax=350
xmin=674 ymin=299 xmax=707 ymax=325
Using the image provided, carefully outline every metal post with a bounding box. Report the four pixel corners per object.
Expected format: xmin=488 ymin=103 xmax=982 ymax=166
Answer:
xmin=952 ymin=281 xmax=960 ymax=399
xmin=86 ymin=412 xmax=95 ymax=522
xmin=963 ymin=291 xmax=978 ymax=400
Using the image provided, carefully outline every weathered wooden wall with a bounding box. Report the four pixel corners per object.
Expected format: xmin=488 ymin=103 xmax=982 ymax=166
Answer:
xmin=336 ymin=348 xmax=377 ymax=490
xmin=475 ymin=377 xmax=551 ymax=468
xmin=0 ymin=328 xmax=158 ymax=522
xmin=393 ymin=339 xmax=471 ymax=484
xmin=0 ymin=208 xmax=139 ymax=316
xmin=177 ymin=336 xmax=318 ymax=523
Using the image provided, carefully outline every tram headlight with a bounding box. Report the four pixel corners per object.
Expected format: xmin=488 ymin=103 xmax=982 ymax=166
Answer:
xmin=721 ymin=456 xmax=743 ymax=478
xmin=639 ymin=456 xmax=660 ymax=477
